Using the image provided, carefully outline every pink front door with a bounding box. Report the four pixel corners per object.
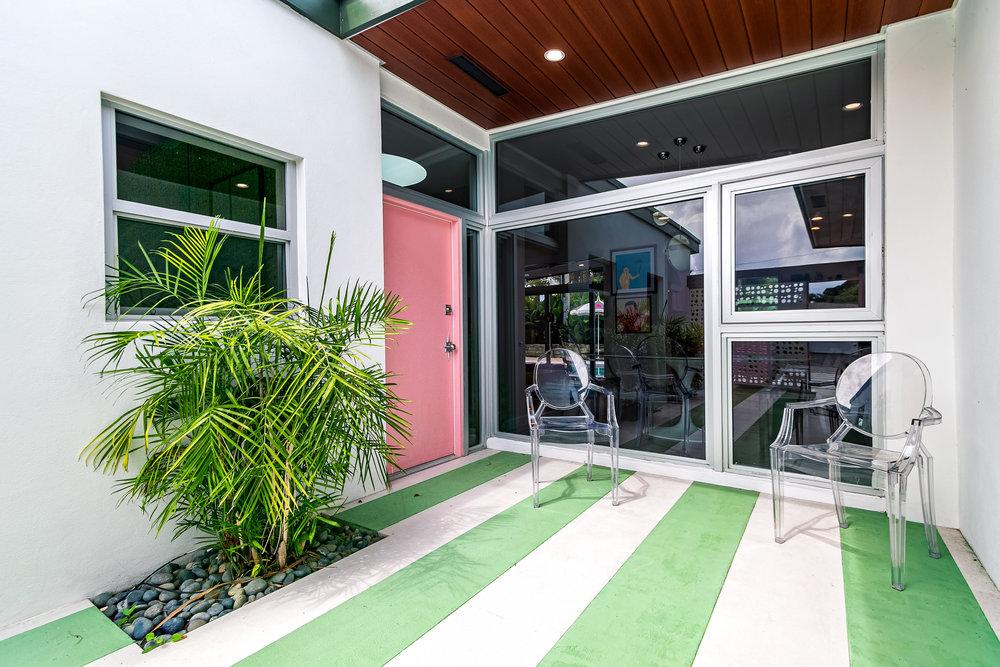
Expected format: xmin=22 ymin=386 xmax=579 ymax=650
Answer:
xmin=383 ymin=195 xmax=463 ymax=471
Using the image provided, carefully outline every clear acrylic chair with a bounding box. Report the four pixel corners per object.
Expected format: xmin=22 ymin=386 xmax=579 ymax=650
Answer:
xmin=770 ymin=351 xmax=941 ymax=591
xmin=526 ymin=348 xmax=620 ymax=508
xmin=635 ymin=336 xmax=694 ymax=452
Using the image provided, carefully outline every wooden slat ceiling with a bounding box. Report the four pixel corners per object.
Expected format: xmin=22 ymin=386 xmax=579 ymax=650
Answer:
xmin=353 ymin=0 xmax=954 ymax=129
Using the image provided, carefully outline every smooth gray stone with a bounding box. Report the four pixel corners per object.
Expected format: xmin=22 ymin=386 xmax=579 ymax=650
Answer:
xmin=231 ymin=593 xmax=247 ymax=610
xmin=142 ymin=589 xmax=159 ymax=602
xmin=207 ymin=603 xmax=224 ymax=617
xmin=179 ymin=579 xmax=201 ymax=593
xmin=243 ymin=578 xmax=267 ymax=596
xmin=130 ymin=617 xmax=153 ymax=640
xmin=161 ymin=617 xmax=185 ymax=634
xmin=158 ymin=591 xmax=178 ymax=602
xmin=92 ymin=592 xmax=114 ymax=608
xmin=186 ymin=617 xmax=208 ymax=632
xmin=148 ymin=572 xmax=173 ymax=586
xmin=143 ymin=602 xmax=163 ymax=619
xmin=188 ymin=600 xmax=211 ymax=615
xmin=124 ymin=590 xmax=145 ymax=605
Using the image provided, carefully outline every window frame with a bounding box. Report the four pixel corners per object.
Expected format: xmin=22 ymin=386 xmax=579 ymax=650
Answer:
xmin=720 ymin=330 xmax=885 ymax=493
xmin=721 ymin=156 xmax=884 ymax=324
xmin=101 ymin=100 xmax=297 ymax=318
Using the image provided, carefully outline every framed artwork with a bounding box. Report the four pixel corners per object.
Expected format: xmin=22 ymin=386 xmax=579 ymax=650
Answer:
xmin=611 ymin=246 xmax=654 ymax=294
xmin=615 ymin=295 xmax=652 ymax=334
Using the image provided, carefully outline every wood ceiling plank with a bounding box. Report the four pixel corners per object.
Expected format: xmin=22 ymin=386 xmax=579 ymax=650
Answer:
xmin=633 ymin=0 xmax=703 ymax=80
xmin=405 ymin=2 xmax=562 ymax=117
xmin=845 ymin=0 xmax=885 ymax=40
xmin=595 ymin=0 xmax=678 ymax=89
xmin=665 ymin=0 xmax=728 ymax=75
xmin=775 ymin=0 xmax=813 ymax=55
xmin=561 ymin=1 xmax=654 ymax=90
xmin=498 ymin=0 xmax=618 ymax=102
xmin=471 ymin=0 xmax=598 ymax=108
xmin=524 ymin=0 xmax=635 ymax=99
xmin=918 ymin=0 xmax=954 ymax=15
xmin=375 ymin=18 xmax=529 ymax=124
xmin=812 ymin=0 xmax=848 ymax=48
xmin=435 ymin=0 xmax=593 ymax=110
xmin=739 ymin=0 xmax=783 ymax=63
xmin=703 ymin=0 xmax=755 ymax=70
xmin=881 ymin=0 xmax=923 ymax=25
xmin=354 ymin=33 xmax=504 ymax=127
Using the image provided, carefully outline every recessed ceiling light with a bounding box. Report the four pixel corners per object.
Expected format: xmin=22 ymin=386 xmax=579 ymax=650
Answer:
xmin=673 ymin=137 xmax=687 ymax=146
xmin=445 ymin=188 xmax=454 ymax=193
xmin=235 ymin=182 xmax=250 ymax=189
xmin=811 ymin=215 xmax=824 ymax=221
xmin=842 ymin=212 xmax=854 ymax=218
xmin=578 ymin=262 xmax=585 ymax=268
xmin=544 ymin=49 xmax=565 ymax=62
xmin=811 ymin=225 xmax=821 ymax=231
xmin=636 ymin=140 xmax=650 ymax=147
xmin=842 ymin=101 xmax=864 ymax=111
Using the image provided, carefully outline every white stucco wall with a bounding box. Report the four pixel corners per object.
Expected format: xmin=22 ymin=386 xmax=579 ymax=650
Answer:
xmin=954 ymin=0 xmax=1000 ymax=585
xmin=882 ymin=12 xmax=960 ymax=527
xmin=0 ymin=0 xmax=385 ymax=628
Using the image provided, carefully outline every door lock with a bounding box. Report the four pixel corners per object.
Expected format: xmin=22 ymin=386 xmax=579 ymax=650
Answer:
xmin=444 ymin=304 xmax=453 ymax=315
xmin=444 ymin=339 xmax=457 ymax=354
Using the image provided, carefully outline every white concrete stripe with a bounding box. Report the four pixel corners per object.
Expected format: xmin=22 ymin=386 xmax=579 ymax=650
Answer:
xmin=93 ymin=457 xmax=578 ymax=666
xmin=390 ymin=472 xmax=692 ymax=667
xmin=693 ymin=494 xmax=850 ymax=667
xmin=0 ymin=599 xmax=93 ymax=641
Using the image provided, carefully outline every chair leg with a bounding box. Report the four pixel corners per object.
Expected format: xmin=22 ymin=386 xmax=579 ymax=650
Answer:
xmin=770 ymin=447 xmax=786 ymax=543
xmin=611 ymin=427 xmax=620 ymax=506
xmin=830 ymin=462 xmax=849 ymax=529
xmin=586 ymin=430 xmax=594 ymax=482
xmin=531 ymin=430 xmax=541 ymax=509
xmin=917 ymin=452 xmax=941 ymax=559
xmin=887 ymin=471 xmax=908 ymax=591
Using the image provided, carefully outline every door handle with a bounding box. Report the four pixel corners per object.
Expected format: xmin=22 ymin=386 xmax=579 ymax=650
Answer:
xmin=444 ymin=339 xmax=457 ymax=354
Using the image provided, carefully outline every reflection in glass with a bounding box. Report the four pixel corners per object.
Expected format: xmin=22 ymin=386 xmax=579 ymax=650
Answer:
xmin=116 ymin=113 xmax=283 ymax=228
xmin=116 ymin=218 xmax=285 ymax=309
xmin=465 ymin=228 xmax=481 ymax=448
xmin=735 ymin=175 xmax=866 ymax=311
xmin=730 ymin=340 xmax=872 ymax=484
xmin=381 ymin=109 xmax=477 ymax=210
xmin=497 ymin=200 xmax=705 ymax=459
xmin=496 ymin=59 xmax=871 ymax=212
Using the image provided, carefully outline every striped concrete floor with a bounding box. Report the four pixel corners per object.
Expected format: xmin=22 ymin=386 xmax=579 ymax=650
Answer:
xmin=3 ymin=449 xmax=999 ymax=666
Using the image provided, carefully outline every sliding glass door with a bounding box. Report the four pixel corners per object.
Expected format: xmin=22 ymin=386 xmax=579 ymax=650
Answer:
xmin=496 ymin=198 xmax=707 ymax=460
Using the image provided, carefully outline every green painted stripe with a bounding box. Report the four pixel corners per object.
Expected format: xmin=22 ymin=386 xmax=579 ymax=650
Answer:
xmin=336 ymin=451 xmax=530 ymax=532
xmin=841 ymin=509 xmax=1000 ymax=666
xmin=541 ymin=483 xmax=758 ymax=667
xmin=240 ymin=465 xmax=630 ymax=666
xmin=0 ymin=606 xmax=133 ymax=666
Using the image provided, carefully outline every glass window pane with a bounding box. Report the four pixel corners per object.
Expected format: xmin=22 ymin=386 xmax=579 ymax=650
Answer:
xmin=465 ymin=228 xmax=481 ymax=448
xmin=115 ymin=113 xmax=284 ymax=229
xmin=116 ymin=218 xmax=286 ymax=309
xmin=735 ymin=174 xmax=866 ymax=311
xmin=497 ymin=199 xmax=706 ymax=460
xmin=496 ymin=59 xmax=871 ymax=213
xmin=730 ymin=340 xmax=873 ymax=484
xmin=381 ymin=109 xmax=477 ymax=210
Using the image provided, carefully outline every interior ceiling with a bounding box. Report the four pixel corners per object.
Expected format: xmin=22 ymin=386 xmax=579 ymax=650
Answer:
xmin=352 ymin=0 xmax=954 ymax=129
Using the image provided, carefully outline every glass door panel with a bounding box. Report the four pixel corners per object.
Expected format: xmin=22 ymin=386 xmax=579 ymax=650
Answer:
xmin=497 ymin=198 xmax=707 ymax=460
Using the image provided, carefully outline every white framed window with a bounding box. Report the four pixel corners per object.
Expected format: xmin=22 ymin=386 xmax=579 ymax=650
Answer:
xmin=721 ymin=331 xmax=884 ymax=489
xmin=101 ymin=103 xmax=295 ymax=314
xmin=721 ymin=157 xmax=883 ymax=323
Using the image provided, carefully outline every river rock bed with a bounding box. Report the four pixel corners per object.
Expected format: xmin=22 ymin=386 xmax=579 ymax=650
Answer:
xmin=90 ymin=523 xmax=381 ymax=651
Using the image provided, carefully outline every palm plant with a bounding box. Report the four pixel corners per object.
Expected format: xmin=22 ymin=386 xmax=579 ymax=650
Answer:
xmin=82 ymin=214 xmax=408 ymax=572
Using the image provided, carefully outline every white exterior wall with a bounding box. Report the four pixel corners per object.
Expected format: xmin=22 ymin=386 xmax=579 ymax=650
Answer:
xmin=883 ymin=12 xmax=960 ymax=527
xmin=954 ymin=0 xmax=1000 ymax=585
xmin=0 ymin=0 xmax=385 ymax=628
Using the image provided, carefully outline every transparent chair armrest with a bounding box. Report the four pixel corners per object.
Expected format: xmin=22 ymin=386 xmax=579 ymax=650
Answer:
xmin=917 ymin=406 xmax=942 ymax=426
xmin=770 ymin=397 xmax=838 ymax=449
xmin=588 ymin=384 xmax=619 ymax=429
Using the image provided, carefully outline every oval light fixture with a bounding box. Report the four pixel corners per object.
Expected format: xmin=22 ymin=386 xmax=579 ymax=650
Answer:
xmin=381 ymin=154 xmax=427 ymax=187
xmin=544 ymin=49 xmax=566 ymax=62
xmin=811 ymin=215 xmax=824 ymax=221
xmin=235 ymin=182 xmax=250 ymax=189
xmin=636 ymin=140 xmax=650 ymax=148
xmin=842 ymin=101 xmax=864 ymax=111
